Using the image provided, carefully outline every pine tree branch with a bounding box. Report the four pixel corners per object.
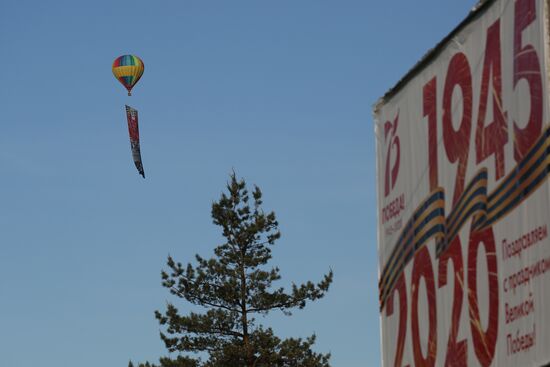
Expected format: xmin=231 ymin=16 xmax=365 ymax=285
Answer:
xmin=187 ymin=327 xmax=243 ymax=339
xmin=169 ymin=286 xmax=241 ymax=313
xmin=247 ymin=297 xmax=303 ymax=313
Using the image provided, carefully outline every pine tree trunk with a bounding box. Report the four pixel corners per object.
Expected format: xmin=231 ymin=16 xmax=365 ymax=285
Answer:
xmin=240 ymin=249 xmax=254 ymax=367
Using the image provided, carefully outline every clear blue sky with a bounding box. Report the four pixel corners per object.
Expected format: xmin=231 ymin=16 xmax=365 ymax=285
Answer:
xmin=1 ymin=1 xmax=475 ymax=366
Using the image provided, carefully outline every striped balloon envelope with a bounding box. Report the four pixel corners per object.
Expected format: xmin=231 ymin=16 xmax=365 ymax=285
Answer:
xmin=112 ymin=55 xmax=144 ymax=96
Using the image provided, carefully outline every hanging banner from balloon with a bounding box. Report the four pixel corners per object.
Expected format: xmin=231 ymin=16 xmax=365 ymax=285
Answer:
xmin=125 ymin=105 xmax=145 ymax=178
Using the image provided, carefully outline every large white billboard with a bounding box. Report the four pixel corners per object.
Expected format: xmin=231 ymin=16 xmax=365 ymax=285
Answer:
xmin=374 ymin=0 xmax=550 ymax=366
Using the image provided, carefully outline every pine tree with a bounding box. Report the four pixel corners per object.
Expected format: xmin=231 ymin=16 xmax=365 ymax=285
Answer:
xmin=130 ymin=174 xmax=333 ymax=367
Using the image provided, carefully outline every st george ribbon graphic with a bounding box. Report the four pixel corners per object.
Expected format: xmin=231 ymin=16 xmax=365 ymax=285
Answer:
xmin=378 ymin=125 xmax=550 ymax=311
xmin=125 ymin=105 xmax=145 ymax=178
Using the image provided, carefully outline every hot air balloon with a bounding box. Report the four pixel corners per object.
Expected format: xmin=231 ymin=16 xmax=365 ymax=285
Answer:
xmin=112 ymin=55 xmax=144 ymax=96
